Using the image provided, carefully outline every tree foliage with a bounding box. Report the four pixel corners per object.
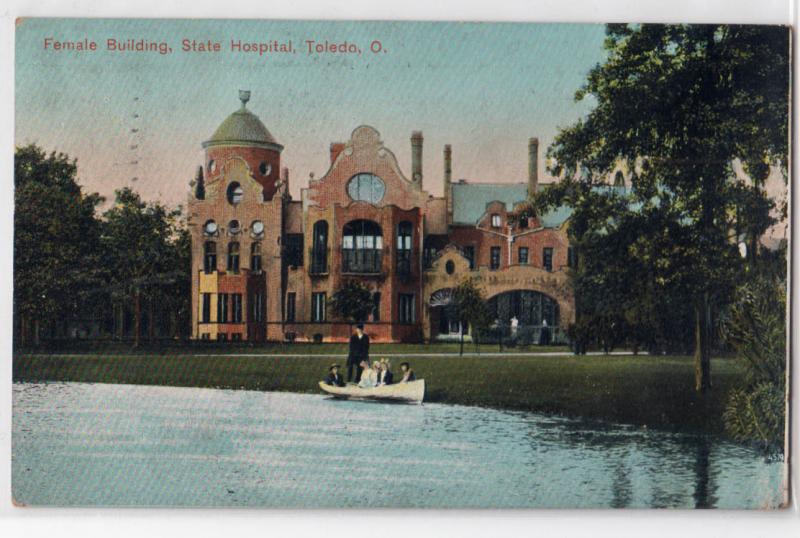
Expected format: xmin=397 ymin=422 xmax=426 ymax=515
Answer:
xmin=538 ymin=24 xmax=788 ymax=391
xmin=720 ymin=262 xmax=786 ymax=452
xmin=329 ymin=280 xmax=373 ymax=323
xmin=453 ymin=277 xmax=493 ymax=355
xmin=14 ymin=144 xmax=105 ymax=344
xmin=14 ymin=144 xmax=190 ymax=347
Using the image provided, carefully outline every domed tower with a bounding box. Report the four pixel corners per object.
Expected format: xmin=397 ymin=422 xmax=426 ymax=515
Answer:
xmin=202 ymin=90 xmax=283 ymax=201
xmin=189 ymin=90 xmax=286 ymax=343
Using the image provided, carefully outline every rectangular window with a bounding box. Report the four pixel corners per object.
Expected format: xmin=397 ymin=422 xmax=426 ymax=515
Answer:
xmin=399 ymin=293 xmax=415 ymax=324
xmin=227 ymin=243 xmax=240 ymax=273
xmin=491 ymin=214 xmax=501 ymax=228
xmin=231 ymin=333 xmax=242 ymax=341
xmin=372 ymin=292 xmax=381 ymax=322
xmin=286 ymin=292 xmax=296 ymax=322
xmin=568 ymin=246 xmax=577 ymax=269
xmin=285 ymin=234 xmax=304 ymax=267
xmin=231 ymin=294 xmax=242 ymax=323
xmin=203 ymin=242 xmax=217 ymax=274
xmin=217 ymin=293 xmax=229 ymax=323
xmin=218 ymin=332 xmax=228 ymax=342
xmin=464 ymin=246 xmax=475 ymax=270
xmin=312 ymin=292 xmax=326 ymax=322
xmin=543 ymin=247 xmax=553 ymax=272
xmin=201 ymin=293 xmax=211 ymax=323
xmin=251 ymin=293 xmax=264 ymax=322
xmin=518 ymin=247 xmax=529 ymax=265
xmin=490 ymin=246 xmax=501 ymax=270
xmin=201 ymin=333 xmax=210 ymax=340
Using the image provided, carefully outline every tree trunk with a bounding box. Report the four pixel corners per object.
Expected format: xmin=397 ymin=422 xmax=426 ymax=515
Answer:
xmin=33 ymin=319 xmax=40 ymax=346
xmin=133 ymin=290 xmax=141 ymax=348
xmin=694 ymin=292 xmax=713 ymax=393
xmin=148 ymin=295 xmax=155 ymax=343
xmin=19 ymin=315 xmax=27 ymax=347
xmin=459 ymin=323 xmax=465 ymax=356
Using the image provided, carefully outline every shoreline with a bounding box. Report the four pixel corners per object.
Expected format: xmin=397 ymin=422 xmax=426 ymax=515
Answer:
xmin=13 ymin=352 xmax=741 ymax=437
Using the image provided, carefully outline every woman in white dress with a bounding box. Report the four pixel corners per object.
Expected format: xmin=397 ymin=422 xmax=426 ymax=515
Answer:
xmin=357 ymin=360 xmax=378 ymax=388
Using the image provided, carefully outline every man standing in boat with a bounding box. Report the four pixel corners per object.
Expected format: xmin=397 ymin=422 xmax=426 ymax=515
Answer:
xmin=347 ymin=323 xmax=370 ymax=383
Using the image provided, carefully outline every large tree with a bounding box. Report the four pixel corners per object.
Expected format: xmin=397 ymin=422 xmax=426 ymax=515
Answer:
xmin=540 ymin=24 xmax=788 ymax=392
xmin=14 ymin=145 xmax=105 ymax=345
xmin=101 ymin=188 xmax=187 ymax=347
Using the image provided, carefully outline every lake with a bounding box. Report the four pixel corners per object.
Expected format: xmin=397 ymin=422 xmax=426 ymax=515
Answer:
xmin=12 ymin=382 xmax=785 ymax=508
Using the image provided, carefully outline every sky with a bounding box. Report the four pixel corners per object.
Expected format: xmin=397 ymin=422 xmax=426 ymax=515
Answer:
xmin=15 ymin=18 xmax=608 ymax=206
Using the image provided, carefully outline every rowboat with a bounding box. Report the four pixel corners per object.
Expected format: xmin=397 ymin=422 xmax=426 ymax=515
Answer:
xmin=318 ymin=379 xmax=425 ymax=404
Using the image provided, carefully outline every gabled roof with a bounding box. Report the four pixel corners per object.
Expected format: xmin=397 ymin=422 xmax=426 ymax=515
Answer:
xmin=451 ymin=181 xmax=571 ymax=228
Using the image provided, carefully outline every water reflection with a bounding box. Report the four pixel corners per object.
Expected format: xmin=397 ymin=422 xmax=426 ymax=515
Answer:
xmin=12 ymin=382 xmax=783 ymax=508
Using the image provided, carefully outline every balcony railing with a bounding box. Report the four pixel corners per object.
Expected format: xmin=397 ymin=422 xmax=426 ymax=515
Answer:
xmin=342 ymin=248 xmax=383 ymax=274
xmin=309 ymin=247 xmax=329 ymax=275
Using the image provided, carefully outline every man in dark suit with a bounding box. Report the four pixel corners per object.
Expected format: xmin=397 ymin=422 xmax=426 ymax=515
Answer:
xmin=324 ymin=364 xmax=344 ymax=386
xmin=347 ymin=323 xmax=370 ymax=383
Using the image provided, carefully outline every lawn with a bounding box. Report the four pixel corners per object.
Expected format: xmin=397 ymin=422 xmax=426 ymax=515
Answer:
xmin=15 ymin=341 xmax=569 ymax=356
xmin=14 ymin=352 xmax=742 ymax=436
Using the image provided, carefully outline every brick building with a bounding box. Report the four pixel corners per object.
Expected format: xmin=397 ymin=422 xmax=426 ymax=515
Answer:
xmin=189 ymin=92 xmax=575 ymax=343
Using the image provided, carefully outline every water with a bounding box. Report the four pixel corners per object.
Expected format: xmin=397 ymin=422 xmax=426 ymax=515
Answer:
xmin=12 ymin=382 xmax=785 ymax=508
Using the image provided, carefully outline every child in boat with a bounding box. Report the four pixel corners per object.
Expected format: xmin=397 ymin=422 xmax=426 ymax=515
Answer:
xmin=358 ymin=360 xmax=378 ymax=388
xmin=399 ymin=362 xmax=416 ymax=383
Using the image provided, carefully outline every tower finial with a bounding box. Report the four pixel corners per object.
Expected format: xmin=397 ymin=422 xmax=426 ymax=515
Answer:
xmin=239 ymin=90 xmax=251 ymax=108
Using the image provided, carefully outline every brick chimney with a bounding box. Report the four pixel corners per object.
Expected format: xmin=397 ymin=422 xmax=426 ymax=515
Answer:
xmin=444 ymin=145 xmax=453 ymax=224
xmin=528 ymin=137 xmax=539 ymax=196
xmin=330 ymin=142 xmax=345 ymax=164
xmin=411 ymin=131 xmax=423 ymax=189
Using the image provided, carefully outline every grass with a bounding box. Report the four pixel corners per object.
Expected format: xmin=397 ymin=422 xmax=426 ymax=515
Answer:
xmin=15 ymin=341 xmax=569 ymax=356
xmin=13 ymin=352 xmax=742 ymax=436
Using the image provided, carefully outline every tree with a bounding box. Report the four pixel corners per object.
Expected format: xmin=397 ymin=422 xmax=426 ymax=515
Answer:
xmin=452 ymin=278 xmax=493 ymax=356
xmin=101 ymin=188 xmax=186 ymax=347
xmin=329 ymin=280 xmax=373 ymax=324
xmin=720 ymin=265 xmax=786 ymax=453
xmin=541 ymin=24 xmax=788 ymax=392
xmin=14 ymin=144 xmax=105 ymax=345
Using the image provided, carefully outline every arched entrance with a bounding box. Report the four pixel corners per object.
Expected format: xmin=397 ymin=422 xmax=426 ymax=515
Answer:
xmin=429 ymin=288 xmax=466 ymax=340
xmin=488 ymin=290 xmax=561 ymax=344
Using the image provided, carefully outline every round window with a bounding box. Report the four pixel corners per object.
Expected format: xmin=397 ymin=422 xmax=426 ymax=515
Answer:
xmin=252 ymin=220 xmax=264 ymax=235
xmin=228 ymin=220 xmax=241 ymax=234
xmin=226 ymin=182 xmax=244 ymax=205
xmin=259 ymin=162 xmax=272 ymax=176
xmin=445 ymin=260 xmax=455 ymax=275
xmin=347 ymin=173 xmax=386 ymax=203
xmin=203 ymin=220 xmax=218 ymax=235
xmin=208 ymin=159 xmax=216 ymax=173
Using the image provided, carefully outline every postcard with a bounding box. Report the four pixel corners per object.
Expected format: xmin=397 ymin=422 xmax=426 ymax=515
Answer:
xmin=12 ymin=18 xmax=789 ymax=508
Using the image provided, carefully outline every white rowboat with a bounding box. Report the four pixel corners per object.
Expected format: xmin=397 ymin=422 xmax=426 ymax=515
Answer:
xmin=318 ymin=379 xmax=425 ymax=404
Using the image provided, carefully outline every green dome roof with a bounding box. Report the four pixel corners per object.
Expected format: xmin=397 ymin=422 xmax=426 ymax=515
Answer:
xmin=203 ymin=91 xmax=282 ymax=149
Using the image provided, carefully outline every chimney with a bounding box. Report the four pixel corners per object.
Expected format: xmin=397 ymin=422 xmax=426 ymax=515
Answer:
xmin=444 ymin=145 xmax=453 ymax=224
xmin=528 ymin=137 xmax=539 ymax=195
xmin=411 ymin=131 xmax=423 ymax=189
xmin=330 ymin=142 xmax=345 ymax=164
xmin=281 ymin=167 xmax=289 ymax=198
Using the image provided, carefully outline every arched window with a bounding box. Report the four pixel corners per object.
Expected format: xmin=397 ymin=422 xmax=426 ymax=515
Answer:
xmin=311 ymin=220 xmax=328 ymax=273
xmin=227 ymin=242 xmax=240 ymax=273
xmin=614 ymin=170 xmax=625 ymax=188
xmin=250 ymin=242 xmax=262 ymax=273
xmin=227 ymin=182 xmax=244 ymax=205
xmin=343 ymin=220 xmax=383 ymax=273
xmin=396 ymin=221 xmax=413 ymax=275
xmin=203 ymin=241 xmax=217 ymax=274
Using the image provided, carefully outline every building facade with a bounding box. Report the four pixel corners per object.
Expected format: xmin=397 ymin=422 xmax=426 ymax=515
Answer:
xmin=189 ymin=92 xmax=575 ymax=343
